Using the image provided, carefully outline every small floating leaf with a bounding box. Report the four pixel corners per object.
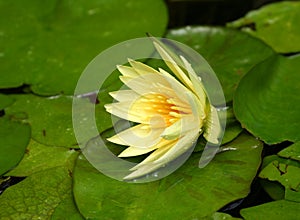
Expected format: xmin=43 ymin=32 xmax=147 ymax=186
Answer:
xmin=0 ymin=116 xmax=30 ymax=175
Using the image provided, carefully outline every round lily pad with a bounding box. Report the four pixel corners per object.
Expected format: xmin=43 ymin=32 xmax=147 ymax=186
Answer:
xmin=0 ymin=0 xmax=168 ymax=95
xmin=234 ymin=54 xmax=300 ymax=144
xmin=73 ymin=133 xmax=262 ymax=219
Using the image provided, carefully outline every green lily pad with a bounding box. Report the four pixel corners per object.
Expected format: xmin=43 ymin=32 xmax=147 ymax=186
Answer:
xmin=73 ymin=133 xmax=262 ymax=219
xmin=228 ymin=1 xmax=300 ymax=53
xmin=193 ymin=120 xmax=243 ymax=153
xmin=0 ymin=116 xmax=30 ymax=175
xmin=5 ymin=94 xmax=78 ymax=147
xmin=259 ymin=158 xmax=300 ymax=203
xmin=285 ymin=188 xmax=300 ymax=203
xmin=6 ymin=139 xmax=79 ymax=177
xmin=211 ymin=212 xmax=241 ymax=220
xmin=0 ymin=0 xmax=168 ymax=95
xmin=278 ymin=142 xmax=300 ymax=162
xmin=260 ymin=179 xmax=285 ymax=201
xmin=51 ymin=197 xmax=84 ymax=220
xmin=0 ymin=167 xmax=74 ymax=219
xmin=233 ymin=54 xmax=300 ymax=144
xmin=5 ymin=94 xmax=106 ymax=147
xmin=240 ymin=200 xmax=300 ymax=220
xmin=260 ymin=160 xmax=300 ymax=191
xmin=260 ymin=155 xmax=300 ymax=200
xmin=222 ymin=120 xmax=243 ymax=145
xmin=166 ymin=26 xmax=275 ymax=102
xmin=262 ymin=155 xmax=300 ymax=170
xmin=0 ymin=94 xmax=14 ymax=110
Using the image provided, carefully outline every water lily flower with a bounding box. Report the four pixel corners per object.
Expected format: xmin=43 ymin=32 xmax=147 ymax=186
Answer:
xmin=104 ymin=40 xmax=221 ymax=180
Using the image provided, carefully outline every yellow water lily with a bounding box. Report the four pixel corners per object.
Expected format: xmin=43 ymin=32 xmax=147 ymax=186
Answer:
xmin=105 ymin=41 xmax=221 ymax=180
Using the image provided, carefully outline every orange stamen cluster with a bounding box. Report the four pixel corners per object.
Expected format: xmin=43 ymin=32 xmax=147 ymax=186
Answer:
xmin=137 ymin=93 xmax=191 ymax=127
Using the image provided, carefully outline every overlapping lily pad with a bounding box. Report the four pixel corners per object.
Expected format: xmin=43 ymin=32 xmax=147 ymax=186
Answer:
xmin=240 ymin=200 xmax=300 ymax=220
xmin=0 ymin=167 xmax=79 ymax=219
xmin=228 ymin=1 xmax=300 ymax=53
xmin=212 ymin=212 xmax=241 ymax=220
xmin=0 ymin=0 xmax=168 ymax=95
xmin=1 ymin=0 xmax=299 ymax=217
xmin=0 ymin=117 xmax=30 ymax=175
xmin=51 ymin=197 xmax=84 ymax=220
xmin=5 ymin=94 xmax=79 ymax=146
xmin=260 ymin=161 xmax=300 ymax=196
xmin=0 ymin=94 xmax=14 ymax=110
xmin=259 ymin=153 xmax=300 ymax=203
xmin=222 ymin=120 xmax=243 ymax=145
xmin=6 ymin=139 xmax=79 ymax=177
xmin=5 ymin=94 xmax=107 ymax=147
xmin=166 ymin=26 xmax=275 ymax=101
xmin=234 ymin=54 xmax=300 ymax=144
xmin=73 ymin=133 xmax=262 ymax=219
xmin=278 ymin=142 xmax=300 ymax=162
xmin=260 ymin=179 xmax=285 ymax=201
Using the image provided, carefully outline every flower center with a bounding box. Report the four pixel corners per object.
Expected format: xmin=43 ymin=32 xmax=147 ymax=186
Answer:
xmin=132 ymin=93 xmax=192 ymax=127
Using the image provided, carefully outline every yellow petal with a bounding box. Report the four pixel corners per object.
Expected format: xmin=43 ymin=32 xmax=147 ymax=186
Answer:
xmin=161 ymin=114 xmax=198 ymax=141
xmin=123 ymin=161 xmax=164 ymax=180
xmin=123 ymin=130 xmax=199 ymax=180
xmin=203 ymin=105 xmax=221 ymax=144
xmin=118 ymin=146 xmax=157 ymax=157
xmin=104 ymin=102 xmax=154 ymax=125
xmin=117 ymin=65 xmax=139 ymax=78
xmin=180 ymin=55 xmax=207 ymax=108
xmin=154 ymin=129 xmax=200 ymax=165
xmin=160 ymin=119 xmax=182 ymax=140
xmin=184 ymin=90 xmax=205 ymax=128
xmin=130 ymin=139 xmax=177 ymax=171
xmin=119 ymin=73 xmax=174 ymax=97
xmin=107 ymin=124 xmax=164 ymax=148
xmin=153 ymin=42 xmax=195 ymax=92
xmin=128 ymin=59 xmax=159 ymax=75
xmin=109 ymin=90 xmax=139 ymax=102
xmin=158 ymin=68 xmax=192 ymax=100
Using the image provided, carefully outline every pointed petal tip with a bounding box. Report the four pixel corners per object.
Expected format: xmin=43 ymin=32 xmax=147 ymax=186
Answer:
xmin=127 ymin=58 xmax=138 ymax=67
xmin=116 ymin=64 xmax=124 ymax=71
xmin=116 ymin=64 xmax=125 ymax=70
xmin=106 ymin=136 xmax=120 ymax=145
xmin=127 ymin=58 xmax=134 ymax=63
xmin=118 ymin=151 xmax=131 ymax=158
xmin=108 ymin=91 xmax=116 ymax=98
xmin=104 ymin=103 xmax=112 ymax=111
xmin=128 ymin=58 xmax=143 ymax=68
